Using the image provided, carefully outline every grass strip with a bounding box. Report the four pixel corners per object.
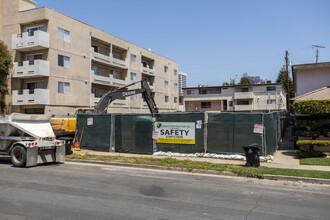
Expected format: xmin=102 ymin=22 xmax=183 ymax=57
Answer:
xmin=300 ymin=158 xmax=330 ymax=166
xmin=67 ymin=154 xmax=330 ymax=180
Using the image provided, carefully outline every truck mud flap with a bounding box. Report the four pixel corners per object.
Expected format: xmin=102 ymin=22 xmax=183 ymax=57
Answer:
xmin=55 ymin=145 xmax=65 ymax=163
xmin=26 ymin=148 xmax=38 ymax=167
xmin=37 ymin=149 xmax=56 ymax=164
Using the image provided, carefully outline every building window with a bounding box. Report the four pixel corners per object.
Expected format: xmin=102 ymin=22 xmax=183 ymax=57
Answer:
xmin=58 ymin=28 xmax=70 ymax=42
xmin=174 ymin=83 xmax=178 ymax=90
xmin=27 ymin=82 xmax=44 ymax=93
xmin=165 ymin=81 xmax=169 ymax=87
xmin=27 ymin=26 xmax=44 ymax=36
xmin=91 ymin=88 xmax=100 ymax=97
xmin=267 ymin=86 xmax=276 ymax=91
xmin=237 ymin=100 xmax=249 ymax=105
xmin=58 ymin=55 xmax=70 ymax=68
xmin=131 ymin=95 xmax=137 ymax=100
xmin=174 ymin=97 xmax=178 ymax=103
xmin=164 ymin=66 xmax=168 ymax=73
xmin=267 ymin=99 xmax=276 ymax=104
xmin=174 ymin=69 xmax=177 ymax=76
xmin=27 ymin=54 xmax=43 ymax=65
xmin=200 ymin=90 xmax=210 ymax=94
xmin=201 ymin=102 xmax=211 ymax=108
xmin=165 ymin=95 xmax=169 ymax=102
xmin=229 ymin=101 xmax=233 ymax=106
xmin=130 ymin=72 xmax=137 ymax=81
xmin=58 ymin=82 xmax=70 ymax=94
xmin=237 ymin=88 xmax=249 ymax=92
xmin=130 ymin=54 xmax=136 ymax=63
xmin=187 ymin=90 xmax=195 ymax=95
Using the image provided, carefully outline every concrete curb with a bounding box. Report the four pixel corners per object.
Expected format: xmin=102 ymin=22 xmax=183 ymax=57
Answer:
xmin=66 ymin=159 xmax=330 ymax=185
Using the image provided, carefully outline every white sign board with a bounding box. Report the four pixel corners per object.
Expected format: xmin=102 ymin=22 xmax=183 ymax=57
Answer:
xmin=253 ymin=124 xmax=264 ymax=134
xmin=154 ymin=122 xmax=195 ymax=144
xmin=87 ymin=117 xmax=93 ymax=126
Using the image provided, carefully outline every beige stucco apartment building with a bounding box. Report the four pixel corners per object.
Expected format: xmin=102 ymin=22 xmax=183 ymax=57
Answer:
xmin=183 ymin=83 xmax=287 ymax=112
xmin=1 ymin=0 xmax=179 ymax=115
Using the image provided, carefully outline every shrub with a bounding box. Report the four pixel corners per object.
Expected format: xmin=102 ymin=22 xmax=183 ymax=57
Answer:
xmin=296 ymin=140 xmax=330 ymax=147
xmin=295 ymin=130 xmax=320 ymax=138
xmin=293 ymin=100 xmax=330 ymax=115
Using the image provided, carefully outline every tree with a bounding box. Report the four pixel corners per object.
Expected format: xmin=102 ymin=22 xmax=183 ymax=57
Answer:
xmin=276 ymin=67 xmax=294 ymax=99
xmin=222 ymin=78 xmax=236 ymax=86
xmin=239 ymin=73 xmax=264 ymax=85
xmin=0 ymin=41 xmax=12 ymax=113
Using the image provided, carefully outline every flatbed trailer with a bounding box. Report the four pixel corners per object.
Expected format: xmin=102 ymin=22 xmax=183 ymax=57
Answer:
xmin=0 ymin=113 xmax=65 ymax=167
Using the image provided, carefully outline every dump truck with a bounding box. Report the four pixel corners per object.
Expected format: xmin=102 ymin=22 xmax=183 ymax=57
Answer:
xmin=0 ymin=113 xmax=65 ymax=167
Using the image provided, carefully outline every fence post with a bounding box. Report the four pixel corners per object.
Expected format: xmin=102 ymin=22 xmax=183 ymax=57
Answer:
xmin=109 ymin=114 xmax=116 ymax=152
xmin=204 ymin=112 xmax=208 ymax=153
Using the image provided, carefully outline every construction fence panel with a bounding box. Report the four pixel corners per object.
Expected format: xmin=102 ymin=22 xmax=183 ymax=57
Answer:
xmin=76 ymin=114 xmax=111 ymax=151
xmin=207 ymin=113 xmax=263 ymax=155
xmin=115 ymin=114 xmax=153 ymax=154
xmin=155 ymin=113 xmax=205 ymax=153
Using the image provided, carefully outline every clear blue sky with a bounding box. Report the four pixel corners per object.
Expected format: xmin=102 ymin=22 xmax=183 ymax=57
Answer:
xmin=37 ymin=0 xmax=330 ymax=87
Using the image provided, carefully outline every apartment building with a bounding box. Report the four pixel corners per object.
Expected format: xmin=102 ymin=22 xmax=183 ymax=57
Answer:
xmin=1 ymin=0 xmax=179 ymax=115
xmin=292 ymin=62 xmax=330 ymax=97
xmin=183 ymin=83 xmax=287 ymax=112
xmin=178 ymin=72 xmax=187 ymax=111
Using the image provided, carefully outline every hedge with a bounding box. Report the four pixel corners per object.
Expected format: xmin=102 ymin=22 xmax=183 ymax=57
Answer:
xmin=293 ymin=99 xmax=330 ymax=115
xmin=296 ymin=140 xmax=330 ymax=147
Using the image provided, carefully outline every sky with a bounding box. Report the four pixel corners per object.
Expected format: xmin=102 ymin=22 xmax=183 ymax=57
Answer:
xmin=37 ymin=0 xmax=330 ymax=87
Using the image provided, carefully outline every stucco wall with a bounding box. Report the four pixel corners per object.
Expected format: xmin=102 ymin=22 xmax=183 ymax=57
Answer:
xmin=296 ymin=67 xmax=330 ymax=96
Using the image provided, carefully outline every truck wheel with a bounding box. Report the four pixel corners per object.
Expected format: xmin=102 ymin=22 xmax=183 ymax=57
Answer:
xmin=11 ymin=145 xmax=26 ymax=167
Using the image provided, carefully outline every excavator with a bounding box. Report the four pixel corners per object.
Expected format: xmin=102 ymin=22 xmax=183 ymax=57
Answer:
xmin=51 ymin=78 xmax=158 ymax=138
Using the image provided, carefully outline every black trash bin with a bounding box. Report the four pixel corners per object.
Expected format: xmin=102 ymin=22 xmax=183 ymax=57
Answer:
xmin=59 ymin=137 xmax=73 ymax=155
xmin=242 ymin=144 xmax=260 ymax=167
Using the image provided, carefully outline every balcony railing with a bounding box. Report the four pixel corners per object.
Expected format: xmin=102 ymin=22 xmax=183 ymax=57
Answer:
xmin=13 ymin=60 xmax=50 ymax=78
xmin=91 ymin=70 xmax=126 ymax=86
xmin=12 ymin=89 xmax=50 ymax=105
xmin=12 ymin=30 xmax=49 ymax=51
xmin=234 ymin=104 xmax=253 ymax=111
xmin=90 ymin=48 xmax=128 ymax=69
xmin=141 ymin=65 xmax=155 ymax=76
xmin=234 ymin=92 xmax=254 ymax=99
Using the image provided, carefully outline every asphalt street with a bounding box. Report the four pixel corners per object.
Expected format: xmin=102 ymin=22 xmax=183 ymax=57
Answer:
xmin=0 ymin=157 xmax=329 ymax=220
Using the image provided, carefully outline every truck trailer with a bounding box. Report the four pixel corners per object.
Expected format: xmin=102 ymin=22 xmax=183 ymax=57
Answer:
xmin=0 ymin=113 xmax=65 ymax=167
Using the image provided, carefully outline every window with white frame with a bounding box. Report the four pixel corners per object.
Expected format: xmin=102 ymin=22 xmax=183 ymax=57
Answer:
xmin=164 ymin=80 xmax=169 ymax=87
xmin=130 ymin=54 xmax=136 ymax=63
xmin=164 ymin=66 xmax=168 ymax=73
xmin=58 ymin=55 xmax=70 ymax=68
xmin=174 ymin=83 xmax=178 ymax=90
xmin=130 ymin=72 xmax=137 ymax=81
xmin=58 ymin=28 xmax=70 ymax=42
xmin=27 ymin=26 xmax=44 ymax=36
xmin=58 ymin=82 xmax=70 ymax=94
xmin=165 ymin=95 xmax=169 ymax=102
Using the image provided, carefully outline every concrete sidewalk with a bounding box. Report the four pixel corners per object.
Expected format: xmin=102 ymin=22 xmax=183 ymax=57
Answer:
xmin=75 ymin=149 xmax=330 ymax=172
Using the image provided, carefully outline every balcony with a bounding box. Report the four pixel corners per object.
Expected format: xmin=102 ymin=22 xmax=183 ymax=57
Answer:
xmin=12 ymin=60 xmax=49 ymax=78
xmin=12 ymin=31 xmax=49 ymax=51
xmin=141 ymin=65 xmax=155 ymax=76
xmin=91 ymin=71 xmax=126 ymax=87
xmin=91 ymin=48 xmax=128 ymax=69
xmin=12 ymin=89 xmax=50 ymax=105
xmin=234 ymin=104 xmax=253 ymax=111
xmin=234 ymin=92 xmax=254 ymax=100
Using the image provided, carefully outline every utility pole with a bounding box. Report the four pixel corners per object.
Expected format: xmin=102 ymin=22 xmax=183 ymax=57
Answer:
xmin=312 ymin=45 xmax=325 ymax=63
xmin=285 ymin=51 xmax=290 ymax=113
